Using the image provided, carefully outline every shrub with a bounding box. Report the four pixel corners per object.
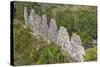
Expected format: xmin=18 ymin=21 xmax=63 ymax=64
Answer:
xmin=84 ymin=47 xmax=97 ymax=61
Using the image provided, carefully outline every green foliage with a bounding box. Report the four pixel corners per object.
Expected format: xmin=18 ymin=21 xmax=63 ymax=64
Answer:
xmin=36 ymin=42 xmax=71 ymax=64
xmin=14 ymin=19 xmax=33 ymax=65
xmin=54 ymin=7 xmax=97 ymax=44
xmin=84 ymin=47 xmax=97 ymax=61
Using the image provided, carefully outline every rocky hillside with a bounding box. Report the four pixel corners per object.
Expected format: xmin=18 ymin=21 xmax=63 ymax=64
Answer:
xmin=13 ymin=1 xmax=97 ymax=65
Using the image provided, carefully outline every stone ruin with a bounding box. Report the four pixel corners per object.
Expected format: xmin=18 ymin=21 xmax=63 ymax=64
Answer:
xmin=24 ymin=7 xmax=85 ymax=62
xmin=48 ymin=18 xmax=58 ymax=42
xmin=57 ymin=27 xmax=85 ymax=62
xmin=70 ymin=33 xmax=85 ymax=62
xmin=57 ymin=26 xmax=71 ymax=53
xmin=40 ymin=15 xmax=49 ymax=38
